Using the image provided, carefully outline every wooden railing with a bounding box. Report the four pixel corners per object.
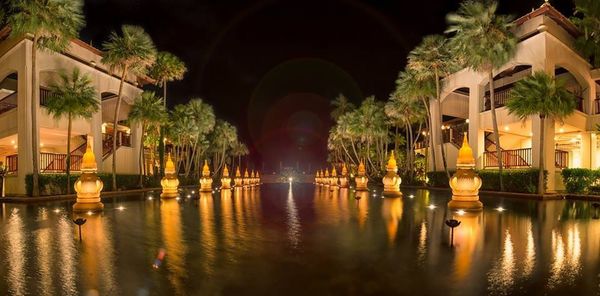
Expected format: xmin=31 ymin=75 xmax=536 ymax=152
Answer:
xmin=102 ymin=131 xmax=132 ymax=159
xmin=555 ymin=150 xmax=568 ymax=169
xmin=6 ymin=154 xmax=17 ymax=173
xmin=595 ymin=97 xmax=600 ymax=114
xmin=40 ymin=152 xmax=83 ymax=172
xmin=483 ymin=87 xmax=513 ymax=111
xmin=574 ymin=95 xmax=584 ymax=113
xmin=39 ymin=87 xmax=52 ymax=107
xmin=0 ymin=92 xmax=17 ymax=115
xmin=484 ymin=148 xmax=569 ymax=169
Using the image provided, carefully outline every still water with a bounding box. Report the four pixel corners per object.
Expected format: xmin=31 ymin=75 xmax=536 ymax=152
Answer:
xmin=0 ymin=184 xmax=599 ymax=295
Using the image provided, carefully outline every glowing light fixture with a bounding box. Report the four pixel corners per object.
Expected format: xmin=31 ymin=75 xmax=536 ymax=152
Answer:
xmin=73 ymin=140 xmax=104 ymax=213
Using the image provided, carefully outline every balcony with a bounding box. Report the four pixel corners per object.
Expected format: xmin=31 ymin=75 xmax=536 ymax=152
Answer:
xmin=0 ymin=92 xmax=17 ymax=115
xmin=6 ymin=152 xmax=83 ymax=174
xmin=483 ymin=148 xmax=568 ymax=169
xmin=483 ymin=86 xmax=584 ymax=113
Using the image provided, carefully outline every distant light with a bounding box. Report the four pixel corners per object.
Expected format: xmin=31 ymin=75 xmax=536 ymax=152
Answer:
xmin=117 ymin=206 xmax=125 ymax=211
xmin=148 ymin=196 xmax=153 ymax=200
xmin=559 ymin=128 xmax=564 ymax=133
xmin=504 ymin=126 xmax=510 ymax=131
xmin=87 ymin=211 xmax=93 ymax=215
xmin=191 ymin=190 xmax=195 ymax=194
xmin=288 ymin=177 xmax=293 ymax=182
xmin=408 ymin=194 xmax=414 ymax=199
xmin=186 ymin=194 xmax=191 ymax=198
xmin=496 ymin=207 xmax=505 ymax=212
xmin=428 ymin=204 xmax=437 ymax=210
xmin=465 ymin=119 xmax=470 ymax=123
xmin=176 ymin=197 xmax=181 ymax=201
xmin=456 ymin=209 xmax=466 ymax=216
xmin=53 ymin=208 xmax=60 ymax=213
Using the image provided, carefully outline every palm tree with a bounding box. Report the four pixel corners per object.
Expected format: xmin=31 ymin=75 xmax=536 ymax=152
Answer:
xmin=46 ymin=68 xmax=99 ymax=194
xmin=102 ymin=25 xmax=156 ymax=190
xmin=147 ymin=51 xmax=187 ymax=177
xmin=209 ymin=120 xmax=238 ymax=174
xmin=128 ymin=91 xmax=167 ymax=187
xmin=572 ymin=0 xmax=600 ymax=67
xmin=7 ymin=0 xmax=85 ymax=196
xmin=330 ymin=94 xmax=356 ymax=121
xmin=506 ymin=71 xmax=576 ymax=195
xmin=446 ymin=0 xmax=517 ymax=191
xmin=407 ymin=35 xmax=458 ymax=179
xmin=231 ymin=142 xmax=249 ymax=168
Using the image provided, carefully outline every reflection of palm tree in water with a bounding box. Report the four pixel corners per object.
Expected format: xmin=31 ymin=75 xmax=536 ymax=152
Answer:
xmin=160 ymin=200 xmax=187 ymax=294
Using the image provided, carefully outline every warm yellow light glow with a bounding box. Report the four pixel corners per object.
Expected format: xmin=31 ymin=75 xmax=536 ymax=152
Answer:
xmin=161 ymin=153 xmax=180 ymax=199
xmin=504 ymin=126 xmax=509 ymax=131
xmin=559 ymin=128 xmax=564 ymax=133
xmin=73 ymin=139 xmax=104 ymax=213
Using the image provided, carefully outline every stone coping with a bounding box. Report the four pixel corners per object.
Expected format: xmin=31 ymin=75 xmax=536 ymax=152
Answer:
xmin=401 ymin=185 xmax=564 ymax=201
xmin=0 ymin=185 xmax=198 ymax=204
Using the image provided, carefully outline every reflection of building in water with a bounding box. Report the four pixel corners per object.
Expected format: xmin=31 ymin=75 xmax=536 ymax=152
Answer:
xmin=160 ymin=199 xmax=187 ymax=294
xmin=6 ymin=208 xmax=26 ymax=295
xmin=35 ymin=208 xmax=52 ymax=294
xmin=381 ymin=198 xmax=403 ymax=245
xmin=487 ymin=230 xmax=515 ymax=292
xmin=548 ymin=226 xmax=582 ymax=289
xmin=57 ymin=215 xmax=77 ymax=294
xmin=452 ymin=212 xmax=483 ymax=281
xmin=417 ymin=221 xmax=427 ymax=264
xmin=355 ymin=192 xmax=369 ymax=230
xmin=80 ymin=214 xmax=117 ymax=294
xmin=199 ymin=192 xmax=217 ymax=276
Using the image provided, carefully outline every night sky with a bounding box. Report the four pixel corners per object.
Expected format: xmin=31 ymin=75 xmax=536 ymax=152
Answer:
xmin=80 ymin=0 xmax=575 ymax=171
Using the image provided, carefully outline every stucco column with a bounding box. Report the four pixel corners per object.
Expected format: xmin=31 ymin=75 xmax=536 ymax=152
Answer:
xmin=592 ymin=133 xmax=599 ymax=169
xmin=580 ymin=132 xmax=591 ymax=169
xmin=429 ymin=99 xmax=442 ymax=171
xmin=90 ymin=102 xmax=103 ymax=173
xmin=468 ymin=83 xmax=484 ymax=169
xmin=15 ymin=42 xmax=34 ymax=195
xmin=531 ymin=116 xmax=555 ymax=192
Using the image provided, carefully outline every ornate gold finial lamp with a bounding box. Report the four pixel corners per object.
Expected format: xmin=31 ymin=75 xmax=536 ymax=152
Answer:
xmin=73 ymin=141 xmax=104 ymax=212
xmin=200 ymin=160 xmax=213 ymax=193
xmin=234 ymin=167 xmax=243 ymax=187
xmin=448 ymin=134 xmax=483 ymax=211
xmin=330 ymin=166 xmax=339 ymax=191
xmin=382 ymin=151 xmax=402 ymax=197
xmin=355 ymin=160 xmax=369 ymax=191
xmin=243 ymin=168 xmax=250 ymax=187
xmin=315 ymin=170 xmax=321 ymax=185
xmin=250 ymin=170 xmax=256 ymax=186
xmin=221 ymin=165 xmax=232 ymax=190
xmin=323 ymin=168 xmax=330 ymax=187
xmin=339 ymin=163 xmax=349 ymax=188
xmin=160 ymin=153 xmax=180 ymax=199
xmin=256 ymin=171 xmax=261 ymax=185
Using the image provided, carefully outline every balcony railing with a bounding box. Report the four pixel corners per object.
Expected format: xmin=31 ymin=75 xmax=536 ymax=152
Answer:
xmin=0 ymin=92 xmax=17 ymax=116
xmin=6 ymin=154 xmax=17 ymax=173
xmin=40 ymin=87 xmax=52 ymax=107
xmin=483 ymin=148 xmax=569 ymax=169
xmin=484 ymin=86 xmax=584 ymax=112
xmin=5 ymin=152 xmax=83 ymax=173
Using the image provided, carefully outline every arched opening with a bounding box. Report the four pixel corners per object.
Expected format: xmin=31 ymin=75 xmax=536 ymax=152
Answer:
xmin=0 ymin=72 xmax=18 ymax=115
xmin=441 ymin=87 xmax=470 ymax=148
xmin=100 ymin=92 xmax=132 ymax=160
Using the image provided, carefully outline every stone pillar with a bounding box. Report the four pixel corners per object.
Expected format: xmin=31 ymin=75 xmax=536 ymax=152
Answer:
xmin=581 ymin=132 xmax=591 ymax=169
xmin=468 ymin=83 xmax=485 ymax=169
xmin=90 ymin=101 xmax=103 ymax=173
xmin=16 ymin=41 xmax=34 ymax=195
xmin=592 ymin=133 xmax=599 ymax=169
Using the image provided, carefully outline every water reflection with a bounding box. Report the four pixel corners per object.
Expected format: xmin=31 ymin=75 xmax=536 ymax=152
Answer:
xmin=1 ymin=185 xmax=600 ymax=295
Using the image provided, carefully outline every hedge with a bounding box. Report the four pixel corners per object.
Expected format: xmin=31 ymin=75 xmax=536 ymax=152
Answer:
xmin=25 ymin=173 xmax=200 ymax=196
xmin=426 ymin=168 xmax=545 ymax=194
xmin=561 ymin=168 xmax=600 ymax=194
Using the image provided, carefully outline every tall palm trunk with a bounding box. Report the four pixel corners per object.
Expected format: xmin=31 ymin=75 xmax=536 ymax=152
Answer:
xmin=488 ymin=70 xmax=505 ymax=191
xmin=538 ymin=114 xmax=545 ymax=195
xmin=421 ymin=97 xmax=435 ymax=173
xmin=31 ymin=36 xmax=40 ymax=196
xmin=138 ymin=123 xmax=145 ymax=188
xmin=112 ymin=66 xmax=128 ymax=191
xmin=158 ymin=82 xmax=166 ymax=177
xmin=435 ymin=72 xmax=450 ymax=179
xmin=66 ymin=114 xmax=72 ymax=194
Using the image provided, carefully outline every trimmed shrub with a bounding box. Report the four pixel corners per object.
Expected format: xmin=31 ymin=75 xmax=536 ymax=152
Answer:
xmin=561 ymin=168 xmax=600 ymax=194
xmin=26 ymin=173 xmax=164 ymax=196
xmin=427 ymin=169 xmax=545 ymax=194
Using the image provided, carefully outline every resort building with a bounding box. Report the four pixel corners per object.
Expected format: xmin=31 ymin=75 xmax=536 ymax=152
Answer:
xmin=0 ymin=28 xmax=143 ymax=195
xmin=424 ymin=3 xmax=600 ymax=192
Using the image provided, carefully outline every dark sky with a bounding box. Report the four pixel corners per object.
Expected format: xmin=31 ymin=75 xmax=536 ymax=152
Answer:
xmin=80 ymin=0 xmax=575 ymax=171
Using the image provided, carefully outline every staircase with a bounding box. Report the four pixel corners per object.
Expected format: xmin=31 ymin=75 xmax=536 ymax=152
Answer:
xmin=41 ymin=135 xmax=88 ymax=173
xmin=483 ymin=132 xmax=531 ymax=168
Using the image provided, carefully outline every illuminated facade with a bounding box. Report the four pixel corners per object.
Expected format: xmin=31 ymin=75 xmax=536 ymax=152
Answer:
xmin=418 ymin=3 xmax=600 ymax=192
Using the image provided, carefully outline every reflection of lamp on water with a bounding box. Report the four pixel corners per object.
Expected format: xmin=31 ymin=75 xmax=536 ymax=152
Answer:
xmin=448 ymin=134 xmax=483 ymax=211
xmin=234 ymin=167 xmax=243 ymax=187
xmin=73 ymin=141 xmax=104 ymax=212
xmin=200 ymin=160 xmax=213 ymax=192
xmin=160 ymin=153 xmax=179 ymax=199
xmin=220 ymin=165 xmax=232 ymax=190
xmin=382 ymin=151 xmax=402 ymax=197
xmin=355 ymin=160 xmax=368 ymax=191
xmin=339 ymin=163 xmax=349 ymax=188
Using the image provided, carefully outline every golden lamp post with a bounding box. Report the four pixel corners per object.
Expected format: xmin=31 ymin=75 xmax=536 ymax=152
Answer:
xmin=200 ymin=160 xmax=213 ymax=193
xmin=382 ymin=151 xmax=402 ymax=197
xmin=448 ymin=134 xmax=483 ymax=211
xmin=73 ymin=141 xmax=104 ymax=212
xmin=339 ymin=163 xmax=349 ymax=188
xmin=323 ymin=168 xmax=330 ymax=187
xmin=355 ymin=160 xmax=368 ymax=191
xmin=315 ymin=170 xmax=321 ymax=185
xmin=160 ymin=153 xmax=180 ymax=199
xmin=221 ymin=165 xmax=232 ymax=190
xmin=243 ymin=169 xmax=250 ymax=187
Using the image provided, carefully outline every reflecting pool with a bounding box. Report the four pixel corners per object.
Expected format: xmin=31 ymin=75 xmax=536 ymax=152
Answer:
xmin=0 ymin=184 xmax=599 ymax=295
